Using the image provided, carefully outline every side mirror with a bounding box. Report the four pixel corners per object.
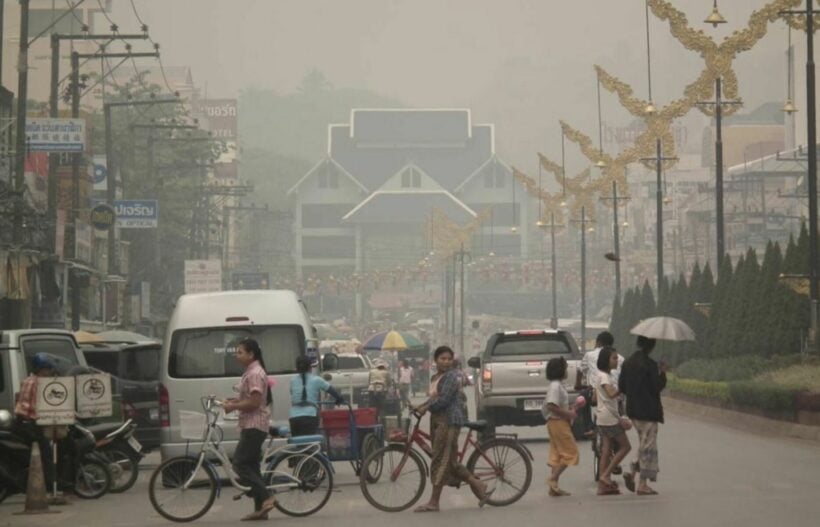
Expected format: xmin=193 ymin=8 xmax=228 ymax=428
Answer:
xmin=322 ymin=353 xmax=339 ymax=372
xmin=467 ymin=357 xmax=480 ymax=369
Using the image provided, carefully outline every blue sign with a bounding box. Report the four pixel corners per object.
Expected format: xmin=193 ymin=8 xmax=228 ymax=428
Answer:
xmin=231 ymin=272 xmax=269 ymax=290
xmin=92 ymin=199 xmax=158 ymax=229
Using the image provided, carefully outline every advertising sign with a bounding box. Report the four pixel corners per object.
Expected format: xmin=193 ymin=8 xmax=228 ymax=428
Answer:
xmin=192 ymin=99 xmax=237 ymax=140
xmin=115 ymin=199 xmax=158 ymax=228
xmin=36 ymin=376 xmax=76 ymax=425
xmin=231 ymin=272 xmax=269 ymax=290
xmin=90 ymin=203 xmax=116 ymax=231
xmin=76 ymin=373 xmax=113 ymax=418
xmin=92 ymin=155 xmax=107 ymax=191
xmin=185 ymin=260 xmax=223 ymax=294
xmin=26 ymin=118 xmax=86 ymax=152
xmin=24 ymin=152 xmax=48 ymax=210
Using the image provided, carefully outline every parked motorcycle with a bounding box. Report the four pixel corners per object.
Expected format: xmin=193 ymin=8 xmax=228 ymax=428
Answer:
xmin=0 ymin=410 xmax=111 ymax=502
xmin=87 ymin=419 xmax=143 ymax=493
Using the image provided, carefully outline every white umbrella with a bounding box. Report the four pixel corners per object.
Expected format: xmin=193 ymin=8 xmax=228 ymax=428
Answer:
xmin=630 ymin=316 xmax=695 ymax=342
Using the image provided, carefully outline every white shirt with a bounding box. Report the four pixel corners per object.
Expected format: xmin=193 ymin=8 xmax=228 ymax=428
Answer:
xmin=594 ymin=371 xmax=620 ymax=426
xmin=541 ymin=380 xmax=568 ymax=420
xmin=581 ymin=347 xmax=624 ymax=386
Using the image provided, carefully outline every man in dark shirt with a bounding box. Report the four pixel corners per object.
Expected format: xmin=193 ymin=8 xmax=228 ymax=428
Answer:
xmin=618 ymin=335 xmax=667 ymax=495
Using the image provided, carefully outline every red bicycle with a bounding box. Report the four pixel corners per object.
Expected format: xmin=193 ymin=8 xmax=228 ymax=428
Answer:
xmin=358 ymin=411 xmax=533 ymax=512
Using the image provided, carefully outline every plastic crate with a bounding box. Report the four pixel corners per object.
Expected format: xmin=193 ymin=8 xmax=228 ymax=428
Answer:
xmin=319 ymin=408 xmax=379 ymax=460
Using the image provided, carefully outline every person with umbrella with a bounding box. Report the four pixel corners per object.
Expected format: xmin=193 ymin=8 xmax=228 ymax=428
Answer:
xmin=618 ymin=335 xmax=665 ymax=495
xmin=618 ymin=316 xmax=692 ymax=495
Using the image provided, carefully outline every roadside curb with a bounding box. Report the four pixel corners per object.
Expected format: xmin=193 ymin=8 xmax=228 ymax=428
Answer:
xmin=663 ymin=395 xmax=820 ymax=443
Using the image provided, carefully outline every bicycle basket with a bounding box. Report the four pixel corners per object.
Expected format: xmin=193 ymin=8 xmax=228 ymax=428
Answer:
xmin=179 ymin=411 xmax=207 ymax=440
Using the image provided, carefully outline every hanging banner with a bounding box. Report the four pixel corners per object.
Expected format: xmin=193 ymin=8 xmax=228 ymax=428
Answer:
xmin=36 ymin=376 xmax=76 ymax=425
xmin=185 ymin=260 xmax=223 ymax=294
xmin=26 ymin=118 xmax=86 ymax=152
xmin=76 ymin=373 xmax=113 ymax=418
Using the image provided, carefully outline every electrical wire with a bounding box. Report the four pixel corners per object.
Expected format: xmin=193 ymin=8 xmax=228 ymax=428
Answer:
xmin=128 ymin=0 xmax=177 ymax=96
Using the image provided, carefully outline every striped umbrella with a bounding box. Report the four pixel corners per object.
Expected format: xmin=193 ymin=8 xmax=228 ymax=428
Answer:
xmin=362 ymin=330 xmax=424 ymax=351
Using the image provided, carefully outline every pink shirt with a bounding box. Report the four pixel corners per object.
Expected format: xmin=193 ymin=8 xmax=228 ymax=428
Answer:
xmin=237 ymin=360 xmax=271 ymax=432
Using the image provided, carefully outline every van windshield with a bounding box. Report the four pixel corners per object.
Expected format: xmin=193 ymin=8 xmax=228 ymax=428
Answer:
xmin=169 ymin=325 xmax=304 ymax=378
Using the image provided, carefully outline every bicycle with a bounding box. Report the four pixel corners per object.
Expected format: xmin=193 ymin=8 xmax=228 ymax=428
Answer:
xmin=148 ymin=395 xmax=333 ymax=522
xmin=358 ymin=410 xmax=533 ymax=512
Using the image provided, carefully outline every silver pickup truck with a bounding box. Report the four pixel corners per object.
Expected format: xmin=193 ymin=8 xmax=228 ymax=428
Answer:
xmin=467 ymin=329 xmax=587 ymax=438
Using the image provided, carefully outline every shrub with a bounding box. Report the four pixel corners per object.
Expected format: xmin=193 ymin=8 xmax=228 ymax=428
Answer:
xmin=728 ymin=381 xmax=797 ymax=415
xmin=667 ymin=375 xmax=730 ymax=402
xmin=673 ymin=355 xmax=803 ymax=383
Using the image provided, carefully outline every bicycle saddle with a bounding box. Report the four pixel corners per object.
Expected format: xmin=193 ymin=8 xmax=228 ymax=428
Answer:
xmin=463 ymin=420 xmax=488 ymax=431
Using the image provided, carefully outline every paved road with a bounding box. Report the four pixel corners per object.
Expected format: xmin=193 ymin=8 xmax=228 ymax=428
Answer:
xmin=3 ymin=393 xmax=820 ymax=527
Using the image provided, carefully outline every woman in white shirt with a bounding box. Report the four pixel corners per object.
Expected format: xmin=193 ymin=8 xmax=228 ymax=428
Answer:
xmin=595 ymin=346 xmax=632 ymax=495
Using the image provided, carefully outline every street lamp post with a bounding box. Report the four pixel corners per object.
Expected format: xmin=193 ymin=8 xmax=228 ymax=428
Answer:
xmin=782 ymin=0 xmax=820 ymax=349
xmin=544 ymin=212 xmax=564 ymax=329
xmin=600 ymin=178 xmax=630 ymax=301
xmin=641 ymin=140 xmax=677 ymax=299
xmin=571 ymin=207 xmax=594 ymax=351
xmin=697 ymin=78 xmax=741 ymax=265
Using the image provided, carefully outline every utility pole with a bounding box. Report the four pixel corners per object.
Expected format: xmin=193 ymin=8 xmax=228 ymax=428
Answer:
xmin=13 ymin=0 xmax=30 ymax=244
xmin=455 ymin=244 xmax=471 ymax=356
xmin=49 ymin=32 xmax=150 ymax=253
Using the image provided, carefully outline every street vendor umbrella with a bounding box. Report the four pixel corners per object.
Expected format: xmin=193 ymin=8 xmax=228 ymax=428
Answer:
xmin=73 ymin=330 xmax=102 ymax=344
xmin=362 ymin=330 xmax=424 ymax=351
xmin=630 ymin=316 xmax=695 ymax=342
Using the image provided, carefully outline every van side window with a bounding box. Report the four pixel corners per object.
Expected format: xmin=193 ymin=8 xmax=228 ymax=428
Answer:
xmin=169 ymin=326 xmax=303 ymax=379
xmin=123 ymin=348 xmax=160 ymax=381
xmin=0 ymin=352 xmax=6 ymax=393
xmin=84 ymin=351 xmax=119 ymax=376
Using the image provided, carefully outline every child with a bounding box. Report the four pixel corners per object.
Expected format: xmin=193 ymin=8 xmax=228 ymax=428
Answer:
xmin=541 ymin=356 xmax=580 ymax=497
xmin=595 ymin=346 xmax=632 ymax=495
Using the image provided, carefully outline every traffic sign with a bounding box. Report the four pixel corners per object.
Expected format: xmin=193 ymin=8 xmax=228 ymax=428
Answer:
xmin=36 ymin=377 xmax=76 ymax=425
xmin=90 ymin=203 xmax=116 ymax=231
xmin=76 ymin=373 xmax=113 ymax=418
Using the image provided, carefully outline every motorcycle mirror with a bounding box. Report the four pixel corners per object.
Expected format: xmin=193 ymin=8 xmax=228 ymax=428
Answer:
xmin=0 ymin=409 xmax=11 ymax=429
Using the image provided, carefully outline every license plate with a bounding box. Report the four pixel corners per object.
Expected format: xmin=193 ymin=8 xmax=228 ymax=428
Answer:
xmin=523 ymin=399 xmax=543 ymax=411
xmin=127 ymin=436 xmax=142 ymax=452
xmin=149 ymin=408 xmax=159 ymax=421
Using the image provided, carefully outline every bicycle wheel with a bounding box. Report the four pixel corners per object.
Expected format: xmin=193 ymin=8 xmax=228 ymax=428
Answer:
xmin=74 ymin=458 xmax=111 ymax=499
xmin=360 ymin=433 xmax=383 ymax=483
xmin=267 ymin=451 xmax=333 ymax=517
xmin=99 ymin=445 xmax=140 ymax=493
xmin=359 ymin=444 xmax=426 ymax=512
xmin=466 ymin=438 xmax=532 ymax=507
xmin=149 ymin=457 xmax=216 ymax=522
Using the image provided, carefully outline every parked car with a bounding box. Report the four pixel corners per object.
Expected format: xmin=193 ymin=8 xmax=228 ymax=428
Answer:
xmin=467 ymin=329 xmax=588 ymax=438
xmin=82 ymin=342 xmax=161 ymax=452
xmin=0 ymin=329 xmax=89 ymax=413
xmin=321 ymin=352 xmax=372 ymax=405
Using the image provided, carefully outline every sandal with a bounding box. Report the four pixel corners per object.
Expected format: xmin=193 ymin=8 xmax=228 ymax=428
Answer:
xmin=413 ymin=504 xmax=440 ymax=513
xmin=637 ymin=487 xmax=658 ymax=496
xmin=478 ymin=485 xmax=496 ymax=508
xmin=623 ymin=472 xmax=635 ymax=493
xmin=597 ymin=483 xmax=621 ymax=496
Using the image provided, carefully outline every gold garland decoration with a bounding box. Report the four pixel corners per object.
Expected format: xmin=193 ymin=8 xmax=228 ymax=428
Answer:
xmin=649 ymin=0 xmax=801 ymax=115
xmin=425 ymin=206 xmax=491 ymax=260
xmin=512 ymin=165 xmax=567 ymax=223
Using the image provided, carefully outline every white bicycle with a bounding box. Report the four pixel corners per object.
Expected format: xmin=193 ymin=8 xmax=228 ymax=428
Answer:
xmin=148 ymin=395 xmax=333 ymax=522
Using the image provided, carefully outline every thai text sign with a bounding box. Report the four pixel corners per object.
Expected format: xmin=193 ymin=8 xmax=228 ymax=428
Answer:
xmin=185 ymin=260 xmax=223 ymax=294
xmin=115 ymin=199 xmax=158 ymax=228
xmin=26 ymin=118 xmax=86 ymax=152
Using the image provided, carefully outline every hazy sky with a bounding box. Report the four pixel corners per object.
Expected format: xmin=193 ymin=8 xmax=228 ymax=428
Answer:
xmin=115 ymin=1 xmax=794 ymax=169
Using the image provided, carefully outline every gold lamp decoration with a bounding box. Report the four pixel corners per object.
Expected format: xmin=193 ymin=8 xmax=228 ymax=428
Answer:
xmin=648 ymin=0 xmax=802 ymax=118
xmin=425 ymin=206 xmax=491 ymax=261
xmin=704 ymin=0 xmax=727 ymax=28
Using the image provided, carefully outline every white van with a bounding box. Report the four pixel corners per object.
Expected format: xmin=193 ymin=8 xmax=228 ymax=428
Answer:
xmin=159 ymin=290 xmax=316 ymax=461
